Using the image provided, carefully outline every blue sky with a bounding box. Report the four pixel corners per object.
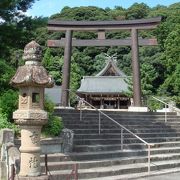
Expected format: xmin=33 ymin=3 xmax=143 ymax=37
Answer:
xmin=27 ymin=0 xmax=179 ymax=17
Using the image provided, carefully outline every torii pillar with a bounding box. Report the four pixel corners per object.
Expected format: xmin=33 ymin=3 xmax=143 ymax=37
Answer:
xmin=131 ymin=28 xmax=142 ymax=107
xmin=61 ymin=30 xmax=73 ymax=107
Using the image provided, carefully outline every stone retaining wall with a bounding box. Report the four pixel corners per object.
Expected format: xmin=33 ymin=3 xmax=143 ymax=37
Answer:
xmin=15 ymin=137 xmax=63 ymax=154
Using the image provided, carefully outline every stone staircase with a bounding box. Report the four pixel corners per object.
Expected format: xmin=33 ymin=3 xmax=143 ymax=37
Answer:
xmin=41 ymin=109 xmax=180 ymax=179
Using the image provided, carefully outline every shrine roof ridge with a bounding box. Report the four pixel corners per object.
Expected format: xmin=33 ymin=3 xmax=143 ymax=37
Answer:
xmin=48 ymin=17 xmax=161 ymax=31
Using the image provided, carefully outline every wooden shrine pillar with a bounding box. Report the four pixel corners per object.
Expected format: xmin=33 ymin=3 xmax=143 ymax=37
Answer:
xmin=61 ymin=30 xmax=73 ymax=107
xmin=131 ymin=28 xmax=142 ymax=107
xmin=117 ymin=96 xmax=120 ymax=109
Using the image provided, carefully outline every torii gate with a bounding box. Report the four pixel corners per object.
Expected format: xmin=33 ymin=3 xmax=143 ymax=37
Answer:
xmin=47 ymin=17 xmax=161 ymax=107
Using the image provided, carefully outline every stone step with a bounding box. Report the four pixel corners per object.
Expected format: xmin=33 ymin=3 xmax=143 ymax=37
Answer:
xmin=64 ymin=121 xmax=180 ymax=129
xmin=73 ymin=136 xmax=180 ymax=145
xmin=41 ymin=153 xmax=180 ymax=171
xmin=61 ymin=117 xmax=180 ymax=123
xmin=46 ymin=147 xmax=180 ymax=161
xmin=60 ymin=113 xmax=179 ymax=117
xmin=71 ymin=128 xmax=180 ymax=134
xmin=54 ymin=109 xmax=176 ymax=116
xmin=64 ymin=124 xmax=180 ymax=130
xmin=51 ymin=109 xmax=180 ymax=179
xmin=41 ymin=155 xmax=148 ymax=171
xmin=41 ymin=153 xmax=72 ymax=162
xmin=63 ymin=120 xmax=180 ymax=126
xmin=64 ymin=122 xmax=180 ymax=127
xmin=73 ymin=141 xmax=180 ymax=152
xmin=46 ymin=159 xmax=180 ymax=179
xmin=83 ymin=167 xmax=180 ymax=180
xmin=60 ymin=114 xmax=180 ymax=122
xmin=74 ymin=132 xmax=180 ymax=139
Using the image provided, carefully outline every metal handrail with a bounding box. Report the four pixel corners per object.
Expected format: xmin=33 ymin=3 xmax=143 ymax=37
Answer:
xmin=78 ymin=96 xmax=151 ymax=146
xmin=152 ymin=96 xmax=180 ymax=112
xmin=152 ymin=96 xmax=180 ymax=122
xmin=66 ymin=164 xmax=78 ymax=180
xmin=68 ymin=89 xmax=154 ymax=174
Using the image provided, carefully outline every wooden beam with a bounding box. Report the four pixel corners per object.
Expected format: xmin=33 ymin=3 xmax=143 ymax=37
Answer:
xmin=47 ymin=17 xmax=161 ymax=31
xmin=98 ymin=31 xmax=105 ymax=40
xmin=47 ymin=38 xmax=158 ymax=47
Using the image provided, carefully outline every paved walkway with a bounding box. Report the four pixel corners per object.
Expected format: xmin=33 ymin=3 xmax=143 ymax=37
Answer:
xmin=138 ymin=172 xmax=180 ymax=180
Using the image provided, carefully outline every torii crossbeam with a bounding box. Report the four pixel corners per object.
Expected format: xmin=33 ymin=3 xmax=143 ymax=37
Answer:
xmin=47 ymin=17 xmax=161 ymax=107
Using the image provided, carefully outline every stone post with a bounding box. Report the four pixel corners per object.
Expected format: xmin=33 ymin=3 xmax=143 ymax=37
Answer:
xmin=10 ymin=41 xmax=54 ymax=179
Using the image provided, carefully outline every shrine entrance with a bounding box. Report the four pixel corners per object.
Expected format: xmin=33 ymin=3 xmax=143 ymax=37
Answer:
xmin=47 ymin=17 xmax=161 ymax=107
xmin=89 ymin=95 xmax=130 ymax=109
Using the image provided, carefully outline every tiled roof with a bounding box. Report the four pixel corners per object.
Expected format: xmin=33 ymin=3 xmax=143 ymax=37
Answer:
xmin=77 ymin=76 xmax=129 ymax=94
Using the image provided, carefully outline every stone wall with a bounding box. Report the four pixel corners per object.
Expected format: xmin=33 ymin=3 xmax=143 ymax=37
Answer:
xmin=15 ymin=137 xmax=63 ymax=154
xmin=0 ymin=129 xmax=20 ymax=180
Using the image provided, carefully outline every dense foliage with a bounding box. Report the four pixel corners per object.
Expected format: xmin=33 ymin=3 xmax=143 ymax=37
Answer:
xmin=0 ymin=2 xmax=179 ymax=133
xmin=42 ymin=98 xmax=64 ymax=137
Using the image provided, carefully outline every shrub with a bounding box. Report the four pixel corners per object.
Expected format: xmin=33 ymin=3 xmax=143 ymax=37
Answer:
xmin=147 ymin=99 xmax=163 ymax=111
xmin=42 ymin=98 xmax=64 ymax=137
xmin=0 ymin=89 xmax=18 ymax=121
xmin=0 ymin=59 xmax=15 ymax=93
xmin=42 ymin=115 xmax=63 ymax=137
xmin=0 ymin=89 xmax=20 ymax=136
xmin=0 ymin=111 xmax=20 ymax=135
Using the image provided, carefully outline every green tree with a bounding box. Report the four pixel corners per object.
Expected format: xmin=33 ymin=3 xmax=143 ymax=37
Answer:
xmin=93 ymin=54 xmax=107 ymax=74
xmin=0 ymin=59 xmax=15 ymax=92
xmin=141 ymin=63 xmax=158 ymax=96
xmin=0 ymin=0 xmax=37 ymax=22
xmin=43 ymin=49 xmax=64 ymax=85
xmin=159 ymin=64 xmax=180 ymax=97
xmin=126 ymin=3 xmax=150 ymax=19
xmin=51 ymin=6 xmax=110 ymax=21
xmin=108 ymin=6 xmax=126 ymax=20
xmin=164 ymin=25 xmax=180 ymax=73
xmin=42 ymin=48 xmax=54 ymax=69
xmin=0 ymin=89 xmax=18 ymax=121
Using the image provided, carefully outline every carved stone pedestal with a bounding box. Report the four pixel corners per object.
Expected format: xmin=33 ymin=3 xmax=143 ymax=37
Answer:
xmin=13 ymin=111 xmax=47 ymax=177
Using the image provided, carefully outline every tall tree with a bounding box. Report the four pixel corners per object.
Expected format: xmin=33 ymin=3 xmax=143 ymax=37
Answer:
xmin=126 ymin=3 xmax=150 ymax=19
xmin=0 ymin=0 xmax=37 ymax=22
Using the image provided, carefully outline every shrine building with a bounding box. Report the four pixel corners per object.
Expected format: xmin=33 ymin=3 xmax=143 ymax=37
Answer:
xmin=77 ymin=57 xmax=131 ymax=109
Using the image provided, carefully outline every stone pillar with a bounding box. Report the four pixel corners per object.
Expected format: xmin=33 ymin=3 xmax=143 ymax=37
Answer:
xmin=131 ymin=28 xmax=142 ymax=107
xmin=61 ymin=30 xmax=73 ymax=107
xmin=10 ymin=41 xmax=54 ymax=179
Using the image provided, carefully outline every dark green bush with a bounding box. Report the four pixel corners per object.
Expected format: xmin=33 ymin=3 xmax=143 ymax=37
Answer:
xmin=0 ymin=89 xmax=18 ymax=121
xmin=42 ymin=98 xmax=64 ymax=137
xmin=42 ymin=114 xmax=63 ymax=137
xmin=0 ymin=112 xmax=20 ymax=135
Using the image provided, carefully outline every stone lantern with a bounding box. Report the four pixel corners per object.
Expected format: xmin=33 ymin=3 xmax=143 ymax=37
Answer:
xmin=10 ymin=41 xmax=54 ymax=178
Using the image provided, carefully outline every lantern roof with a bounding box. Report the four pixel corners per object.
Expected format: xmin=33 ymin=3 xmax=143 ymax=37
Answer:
xmin=10 ymin=41 xmax=54 ymax=87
